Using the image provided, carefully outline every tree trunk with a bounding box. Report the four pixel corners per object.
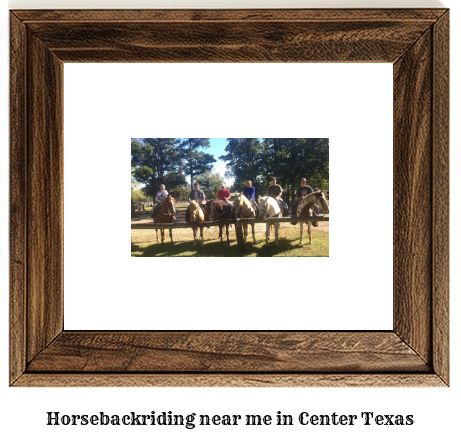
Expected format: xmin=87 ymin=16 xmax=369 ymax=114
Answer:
xmin=131 ymin=196 xmax=136 ymax=218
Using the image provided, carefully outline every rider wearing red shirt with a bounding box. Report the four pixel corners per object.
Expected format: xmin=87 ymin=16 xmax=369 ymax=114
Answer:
xmin=218 ymin=185 xmax=230 ymax=201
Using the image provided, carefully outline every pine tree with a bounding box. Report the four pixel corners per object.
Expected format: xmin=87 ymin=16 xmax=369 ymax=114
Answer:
xmin=178 ymin=138 xmax=215 ymax=189
xmin=131 ymin=138 xmax=183 ymax=197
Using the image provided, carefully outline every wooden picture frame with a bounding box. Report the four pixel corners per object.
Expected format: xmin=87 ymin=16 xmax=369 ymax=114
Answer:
xmin=10 ymin=9 xmax=449 ymax=387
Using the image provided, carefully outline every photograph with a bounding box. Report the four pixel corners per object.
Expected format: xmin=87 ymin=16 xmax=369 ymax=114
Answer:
xmin=131 ymin=138 xmax=329 ymax=256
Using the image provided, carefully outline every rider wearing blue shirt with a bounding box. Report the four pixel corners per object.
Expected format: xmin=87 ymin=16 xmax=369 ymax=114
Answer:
xmin=242 ymin=181 xmax=255 ymax=200
xmin=242 ymin=181 xmax=259 ymax=216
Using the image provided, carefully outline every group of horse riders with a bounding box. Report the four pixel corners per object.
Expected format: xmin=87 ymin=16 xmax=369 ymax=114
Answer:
xmin=152 ymin=176 xmax=319 ymax=226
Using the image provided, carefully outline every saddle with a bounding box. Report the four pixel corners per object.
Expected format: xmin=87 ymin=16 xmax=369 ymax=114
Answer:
xmin=151 ymin=203 xmax=160 ymax=219
xmin=276 ymin=199 xmax=288 ymax=217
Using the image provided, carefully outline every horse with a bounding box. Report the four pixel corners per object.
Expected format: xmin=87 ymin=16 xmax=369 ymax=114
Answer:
xmin=187 ymin=200 xmax=205 ymax=246
xmin=205 ymin=199 xmax=233 ymax=245
xmin=232 ymin=193 xmax=257 ymax=244
xmin=295 ymin=190 xmax=329 ymax=245
xmin=152 ymin=194 xmax=176 ymax=244
xmin=258 ymin=196 xmax=283 ymax=246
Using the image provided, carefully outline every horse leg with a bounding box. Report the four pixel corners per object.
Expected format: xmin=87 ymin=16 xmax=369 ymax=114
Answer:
xmin=226 ymin=224 xmax=230 ymax=245
xmin=169 ymin=229 xmax=173 ymax=244
xmin=265 ymin=223 xmax=270 ymax=246
xmin=307 ymin=221 xmax=312 ymax=244
xmin=200 ymin=227 xmax=204 ymax=246
xmin=275 ymin=223 xmax=279 ymax=247
xmin=192 ymin=228 xmax=197 ymax=247
xmin=156 ymin=229 xmax=159 ymax=242
xmin=219 ymin=225 xmax=223 ymax=243
xmin=161 ymin=229 xmax=165 ymax=245
xmin=299 ymin=222 xmax=303 ymax=245
xmin=243 ymin=224 xmax=248 ymax=242
xmin=252 ymin=223 xmax=256 ymax=244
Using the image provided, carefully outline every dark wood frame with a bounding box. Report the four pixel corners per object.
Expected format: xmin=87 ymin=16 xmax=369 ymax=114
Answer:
xmin=10 ymin=9 xmax=449 ymax=387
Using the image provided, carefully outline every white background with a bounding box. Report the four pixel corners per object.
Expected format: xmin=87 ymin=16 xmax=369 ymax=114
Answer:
xmin=1 ymin=0 xmax=459 ymax=435
xmin=64 ymin=63 xmax=392 ymax=331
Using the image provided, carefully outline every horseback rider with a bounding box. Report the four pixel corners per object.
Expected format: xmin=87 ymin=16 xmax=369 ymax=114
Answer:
xmin=266 ymin=177 xmax=289 ymax=217
xmin=152 ymin=184 xmax=168 ymax=218
xmin=186 ymin=182 xmax=206 ymax=222
xmin=217 ymin=184 xmax=232 ymax=205
xmin=242 ymin=180 xmax=260 ymax=217
xmin=290 ymin=178 xmax=319 ymax=227
xmin=189 ymin=182 xmax=206 ymax=203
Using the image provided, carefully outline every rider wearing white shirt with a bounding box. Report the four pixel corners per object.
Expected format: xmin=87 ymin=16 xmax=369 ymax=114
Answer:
xmin=152 ymin=184 xmax=168 ymax=218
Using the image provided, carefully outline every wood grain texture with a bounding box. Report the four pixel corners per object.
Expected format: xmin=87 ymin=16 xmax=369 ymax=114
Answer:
xmin=26 ymin=34 xmax=64 ymax=361
xmin=432 ymin=11 xmax=449 ymax=385
xmin=13 ymin=374 xmax=446 ymax=388
xmin=393 ymin=29 xmax=433 ymax=364
xmin=9 ymin=8 xmax=449 ymax=387
xmin=27 ymin=332 xmax=429 ymax=373
xmin=26 ymin=21 xmax=432 ymax=63
xmin=10 ymin=13 xmax=27 ymax=385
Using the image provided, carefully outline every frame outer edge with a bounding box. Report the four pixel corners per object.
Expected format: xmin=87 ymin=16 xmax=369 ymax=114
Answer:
xmin=12 ymin=374 xmax=447 ymax=388
xmin=9 ymin=9 xmax=449 ymax=388
xmin=432 ymin=10 xmax=449 ymax=385
xmin=9 ymin=12 xmax=28 ymax=386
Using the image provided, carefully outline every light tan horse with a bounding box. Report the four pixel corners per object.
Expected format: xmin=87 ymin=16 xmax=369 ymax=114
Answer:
xmin=296 ymin=190 xmax=329 ymax=245
xmin=259 ymin=196 xmax=282 ymax=247
xmin=232 ymin=193 xmax=257 ymax=244
xmin=187 ymin=200 xmax=205 ymax=246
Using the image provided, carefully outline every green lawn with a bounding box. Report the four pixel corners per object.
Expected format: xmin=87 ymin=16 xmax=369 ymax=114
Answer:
xmin=131 ymin=222 xmax=329 ymax=257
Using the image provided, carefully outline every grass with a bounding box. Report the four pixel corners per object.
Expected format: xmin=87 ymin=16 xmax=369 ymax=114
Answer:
xmin=131 ymin=221 xmax=329 ymax=257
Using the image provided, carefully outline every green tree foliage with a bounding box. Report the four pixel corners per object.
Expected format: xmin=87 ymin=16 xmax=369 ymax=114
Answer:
xmin=219 ymin=138 xmax=266 ymax=197
xmin=262 ymin=138 xmax=329 ymax=195
xmin=173 ymin=184 xmax=191 ymax=201
xmin=163 ymin=171 xmax=187 ymax=196
xmin=220 ymin=138 xmax=329 ymax=201
xmin=178 ymin=138 xmax=215 ymax=189
xmin=195 ymin=170 xmax=225 ymax=200
xmin=131 ymin=138 xmax=182 ymax=197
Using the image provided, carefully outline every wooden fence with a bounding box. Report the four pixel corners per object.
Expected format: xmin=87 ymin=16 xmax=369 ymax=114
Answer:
xmin=132 ymin=216 xmax=329 ymax=251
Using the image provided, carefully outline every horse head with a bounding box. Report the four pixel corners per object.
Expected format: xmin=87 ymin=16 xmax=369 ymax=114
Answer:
xmin=189 ymin=200 xmax=204 ymax=222
xmin=258 ymin=196 xmax=278 ymax=218
xmin=166 ymin=194 xmax=176 ymax=215
xmin=297 ymin=190 xmax=329 ymax=216
xmin=205 ymin=199 xmax=223 ymax=221
xmin=239 ymin=192 xmax=249 ymax=207
xmin=315 ymin=190 xmax=329 ymax=214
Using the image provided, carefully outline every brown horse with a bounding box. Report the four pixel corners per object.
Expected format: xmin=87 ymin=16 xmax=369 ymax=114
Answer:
xmin=153 ymin=194 xmax=176 ymax=244
xmin=295 ymin=190 xmax=329 ymax=245
xmin=187 ymin=200 xmax=205 ymax=246
xmin=205 ymin=199 xmax=234 ymax=245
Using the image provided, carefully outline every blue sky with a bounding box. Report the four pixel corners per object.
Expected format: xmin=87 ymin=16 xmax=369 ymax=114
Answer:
xmin=180 ymin=138 xmax=233 ymax=185
xmin=207 ymin=138 xmax=231 ymax=184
